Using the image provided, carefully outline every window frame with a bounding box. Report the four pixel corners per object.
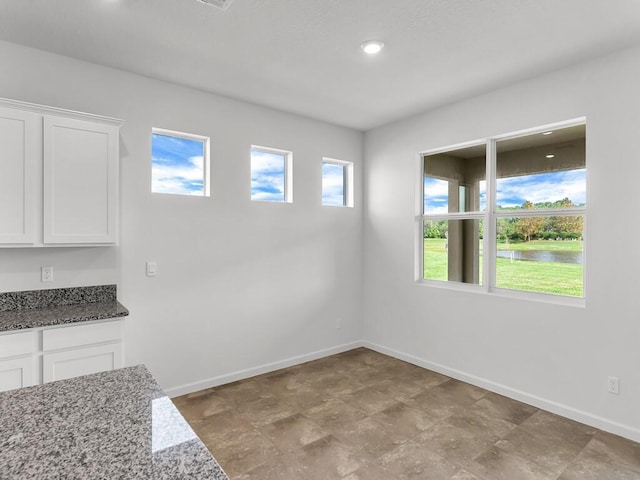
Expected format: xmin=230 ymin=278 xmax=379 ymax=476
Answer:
xmin=322 ymin=157 xmax=354 ymax=208
xmin=250 ymin=145 xmax=293 ymax=204
xmin=151 ymin=127 xmax=211 ymax=197
xmin=416 ymin=118 xmax=587 ymax=306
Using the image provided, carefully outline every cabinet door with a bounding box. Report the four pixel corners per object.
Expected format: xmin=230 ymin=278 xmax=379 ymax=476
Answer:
xmin=43 ymin=116 xmax=119 ymax=244
xmin=43 ymin=342 xmax=123 ymax=383
xmin=0 ymin=107 xmax=38 ymax=244
xmin=0 ymin=356 xmax=36 ymax=393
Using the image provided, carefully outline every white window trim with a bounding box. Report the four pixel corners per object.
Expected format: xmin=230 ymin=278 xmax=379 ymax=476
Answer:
xmin=322 ymin=157 xmax=354 ymax=208
xmin=151 ymin=127 xmax=211 ymax=197
xmin=251 ymin=145 xmax=293 ymax=204
xmin=416 ymin=118 xmax=587 ymax=307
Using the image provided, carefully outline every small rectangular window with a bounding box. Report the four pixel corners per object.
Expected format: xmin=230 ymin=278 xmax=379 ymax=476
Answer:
xmin=322 ymin=158 xmax=354 ymax=207
xmin=251 ymin=146 xmax=292 ymax=203
xmin=151 ymin=128 xmax=210 ymax=196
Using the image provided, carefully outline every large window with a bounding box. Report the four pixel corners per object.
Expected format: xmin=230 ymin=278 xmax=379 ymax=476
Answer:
xmin=151 ymin=128 xmax=210 ymax=196
xmin=322 ymin=158 xmax=354 ymax=207
xmin=250 ymin=146 xmax=293 ymax=203
xmin=419 ymin=120 xmax=586 ymax=301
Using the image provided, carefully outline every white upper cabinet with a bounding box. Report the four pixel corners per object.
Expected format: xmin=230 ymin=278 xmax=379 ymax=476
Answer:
xmin=0 ymin=106 xmax=38 ymax=244
xmin=0 ymin=98 xmax=123 ymax=247
xmin=43 ymin=116 xmax=119 ymax=244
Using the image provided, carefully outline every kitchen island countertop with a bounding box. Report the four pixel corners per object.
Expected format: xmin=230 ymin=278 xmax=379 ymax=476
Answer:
xmin=0 ymin=365 xmax=229 ymax=479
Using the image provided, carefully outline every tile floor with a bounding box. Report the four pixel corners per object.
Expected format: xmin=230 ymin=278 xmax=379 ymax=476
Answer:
xmin=173 ymin=348 xmax=640 ymax=479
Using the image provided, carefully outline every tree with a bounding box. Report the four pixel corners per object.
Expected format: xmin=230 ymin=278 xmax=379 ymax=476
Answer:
xmin=547 ymin=198 xmax=583 ymax=238
xmin=497 ymin=217 xmax=516 ymax=241
xmin=554 ymin=215 xmax=583 ymax=238
xmin=424 ymin=220 xmax=448 ymax=239
xmin=515 ymin=201 xmax=544 ymax=241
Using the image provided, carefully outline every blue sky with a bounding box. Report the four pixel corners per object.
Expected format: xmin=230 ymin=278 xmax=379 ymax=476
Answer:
xmin=153 ymin=142 xmax=348 ymax=204
xmin=151 ymin=133 xmax=205 ymax=195
xmin=322 ymin=162 xmax=345 ymax=206
xmin=424 ymin=168 xmax=586 ymax=213
xmin=251 ymin=150 xmax=286 ymax=202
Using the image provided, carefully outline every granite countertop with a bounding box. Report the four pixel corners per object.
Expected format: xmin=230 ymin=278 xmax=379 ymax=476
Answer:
xmin=0 ymin=365 xmax=229 ymax=479
xmin=0 ymin=284 xmax=129 ymax=332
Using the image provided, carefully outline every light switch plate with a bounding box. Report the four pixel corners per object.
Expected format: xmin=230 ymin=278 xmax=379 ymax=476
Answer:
xmin=608 ymin=376 xmax=620 ymax=395
xmin=146 ymin=261 xmax=157 ymax=277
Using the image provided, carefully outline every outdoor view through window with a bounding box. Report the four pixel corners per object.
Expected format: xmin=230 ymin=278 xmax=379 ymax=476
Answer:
xmin=322 ymin=159 xmax=353 ymax=207
xmin=151 ymin=130 xmax=208 ymax=196
xmin=421 ymin=123 xmax=586 ymax=298
xmin=251 ymin=147 xmax=290 ymax=202
xmin=322 ymin=161 xmax=346 ymax=206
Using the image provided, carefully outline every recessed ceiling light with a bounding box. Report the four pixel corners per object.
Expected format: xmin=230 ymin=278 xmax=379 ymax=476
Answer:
xmin=361 ymin=41 xmax=384 ymax=55
xmin=546 ymin=154 xmax=555 ymax=159
xmin=542 ymin=131 xmax=553 ymax=135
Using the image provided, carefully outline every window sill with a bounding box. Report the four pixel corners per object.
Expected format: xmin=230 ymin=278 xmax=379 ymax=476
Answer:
xmin=416 ymin=279 xmax=585 ymax=308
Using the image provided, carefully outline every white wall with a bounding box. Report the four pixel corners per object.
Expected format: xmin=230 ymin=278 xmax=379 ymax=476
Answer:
xmin=363 ymin=45 xmax=640 ymax=441
xmin=0 ymin=41 xmax=364 ymax=394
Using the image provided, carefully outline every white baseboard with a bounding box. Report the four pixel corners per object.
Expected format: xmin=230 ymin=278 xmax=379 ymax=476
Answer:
xmin=164 ymin=338 xmax=640 ymax=443
xmin=362 ymin=341 xmax=640 ymax=443
xmin=165 ymin=341 xmax=363 ymax=398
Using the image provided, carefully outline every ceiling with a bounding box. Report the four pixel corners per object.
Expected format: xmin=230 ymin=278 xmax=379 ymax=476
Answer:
xmin=2 ymin=1 xmax=640 ymax=131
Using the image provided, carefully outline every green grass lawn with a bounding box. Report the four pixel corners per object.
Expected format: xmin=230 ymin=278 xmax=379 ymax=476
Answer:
xmin=423 ymin=239 xmax=450 ymax=282
xmin=424 ymin=238 xmax=583 ymax=297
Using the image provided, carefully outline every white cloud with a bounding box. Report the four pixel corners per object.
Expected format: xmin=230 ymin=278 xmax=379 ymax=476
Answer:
xmin=497 ymin=169 xmax=586 ymax=207
xmin=251 ymin=150 xmax=286 ymax=201
xmin=424 ymin=177 xmax=448 ymax=196
xmin=322 ymin=164 xmax=345 ymax=206
xmin=424 ymin=177 xmax=449 ymax=214
xmin=152 ymin=155 xmax=204 ymax=195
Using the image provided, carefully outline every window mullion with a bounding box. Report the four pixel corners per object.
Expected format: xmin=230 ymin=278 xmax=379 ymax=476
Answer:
xmin=416 ymin=219 xmax=424 ymax=281
xmin=416 ymin=153 xmax=424 ymax=280
xmin=486 ymin=139 xmax=496 ymax=291
xmin=419 ymin=212 xmax=484 ymax=222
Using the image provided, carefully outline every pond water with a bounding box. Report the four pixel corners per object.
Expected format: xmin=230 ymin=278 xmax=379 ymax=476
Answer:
xmin=496 ymin=250 xmax=583 ymax=264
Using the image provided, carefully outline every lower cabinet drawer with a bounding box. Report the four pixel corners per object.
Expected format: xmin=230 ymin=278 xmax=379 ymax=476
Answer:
xmin=42 ymin=320 xmax=122 ymax=352
xmin=43 ymin=342 xmax=123 ymax=383
xmin=0 ymin=330 xmax=37 ymax=359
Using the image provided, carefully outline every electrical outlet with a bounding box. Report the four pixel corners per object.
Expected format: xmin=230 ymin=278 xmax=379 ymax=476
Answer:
xmin=607 ymin=376 xmax=619 ymax=395
xmin=335 ymin=317 xmax=342 ymax=329
xmin=41 ymin=266 xmax=53 ymax=282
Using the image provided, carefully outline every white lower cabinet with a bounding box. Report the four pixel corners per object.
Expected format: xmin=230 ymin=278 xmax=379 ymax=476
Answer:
xmin=0 ymin=356 xmax=36 ymax=392
xmin=0 ymin=330 xmax=37 ymax=392
xmin=0 ymin=319 xmax=123 ymax=393
xmin=43 ymin=343 xmax=122 ymax=383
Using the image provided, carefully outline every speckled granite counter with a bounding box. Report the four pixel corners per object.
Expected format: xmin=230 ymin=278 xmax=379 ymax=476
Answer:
xmin=0 ymin=285 xmax=129 ymax=332
xmin=0 ymin=365 xmax=229 ymax=479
